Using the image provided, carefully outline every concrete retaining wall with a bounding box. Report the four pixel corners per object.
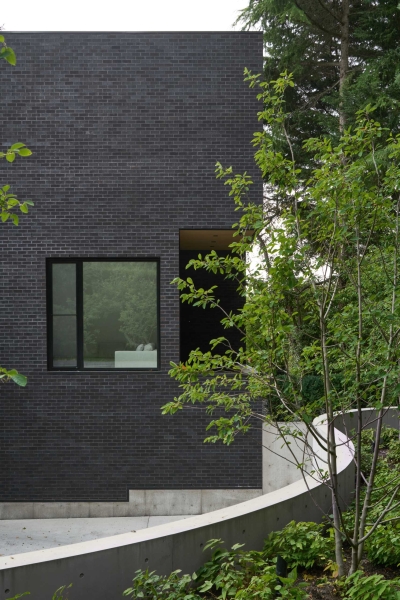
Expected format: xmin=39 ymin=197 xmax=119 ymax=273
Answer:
xmin=0 ymin=489 xmax=263 ymax=520
xmin=262 ymin=423 xmax=310 ymax=493
xmin=0 ymin=414 xmax=359 ymax=600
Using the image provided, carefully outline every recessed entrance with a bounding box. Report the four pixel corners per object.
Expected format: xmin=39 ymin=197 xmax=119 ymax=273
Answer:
xmin=179 ymin=230 xmax=244 ymax=363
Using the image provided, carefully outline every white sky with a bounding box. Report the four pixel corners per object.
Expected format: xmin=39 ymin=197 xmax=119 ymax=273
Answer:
xmin=2 ymin=0 xmax=249 ymax=32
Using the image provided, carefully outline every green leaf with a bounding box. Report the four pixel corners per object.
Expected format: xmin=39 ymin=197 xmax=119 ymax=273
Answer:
xmin=0 ymin=35 xmax=4 ymax=43
xmin=7 ymin=199 xmax=19 ymax=207
xmin=20 ymin=203 xmax=29 ymax=214
xmin=18 ymin=148 xmax=32 ymax=157
xmin=5 ymin=48 xmax=16 ymax=65
xmin=10 ymin=374 xmax=27 ymax=387
xmin=198 ymin=581 xmax=213 ymax=592
xmin=6 ymin=152 xmax=16 ymax=163
xmin=10 ymin=143 xmax=26 ymax=150
xmin=1 ymin=212 xmax=10 ymax=222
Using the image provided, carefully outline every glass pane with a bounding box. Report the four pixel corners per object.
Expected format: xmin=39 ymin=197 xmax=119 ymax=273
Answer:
xmin=52 ymin=263 xmax=76 ymax=315
xmin=53 ymin=316 xmax=77 ymax=367
xmin=83 ymin=262 xmax=158 ymax=369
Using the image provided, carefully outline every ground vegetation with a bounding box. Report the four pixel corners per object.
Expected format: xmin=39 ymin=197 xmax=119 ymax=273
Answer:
xmin=122 ymin=430 xmax=400 ymax=599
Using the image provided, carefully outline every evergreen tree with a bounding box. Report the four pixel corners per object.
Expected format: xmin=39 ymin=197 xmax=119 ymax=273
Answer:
xmin=237 ymin=0 xmax=400 ymax=174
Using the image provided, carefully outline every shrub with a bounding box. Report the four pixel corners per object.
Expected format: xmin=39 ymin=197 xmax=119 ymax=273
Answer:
xmin=366 ymin=523 xmax=400 ymax=566
xmin=194 ymin=539 xmax=266 ymax=598
xmin=194 ymin=539 xmax=308 ymax=599
xmin=123 ymin=569 xmax=201 ymax=600
xmin=262 ymin=521 xmax=334 ymax=569
xmin=343 ymin=571 xmax=400 ymax=600
xmin=388 ymin=439 xmax=400 ymax=464
xmin=52 ymin=586 xmax=72 ymax=600
xmin=234 ymin=567 xmax=308 ymax=600
xmin=380 ymin=427 xmax=399 ymax=448
xmin=301 ymin=375 xmax=324 ymax=405
xmin=124 ymin=540 xmax=308 ymax=600
xmin=6 ymin=586 xmax=72 ymax=600
xmin=358 ymin=428 xmax=375 ymax=473
xmin=355 ymin=426 xmax=398 ymax=474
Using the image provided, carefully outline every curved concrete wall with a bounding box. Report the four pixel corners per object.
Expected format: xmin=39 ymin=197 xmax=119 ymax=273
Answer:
xmin=2 ymin=409 xmax=396 ymax=599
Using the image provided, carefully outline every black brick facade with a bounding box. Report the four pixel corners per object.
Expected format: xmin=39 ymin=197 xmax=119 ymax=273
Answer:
xmin=0 ymin=32 xmax=263 ymax=501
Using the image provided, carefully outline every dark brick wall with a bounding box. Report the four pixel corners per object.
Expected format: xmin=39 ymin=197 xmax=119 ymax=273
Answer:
xmin=0 ymin=32 xmax=263 ymax=501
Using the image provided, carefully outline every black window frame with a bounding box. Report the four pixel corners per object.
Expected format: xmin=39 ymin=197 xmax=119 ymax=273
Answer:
xmin=46 ymin=257 xmax=160 ymax=371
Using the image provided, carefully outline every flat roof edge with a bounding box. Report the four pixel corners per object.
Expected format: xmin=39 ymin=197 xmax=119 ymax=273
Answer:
xmin=2 ymin=31 xmax=262 ymax=34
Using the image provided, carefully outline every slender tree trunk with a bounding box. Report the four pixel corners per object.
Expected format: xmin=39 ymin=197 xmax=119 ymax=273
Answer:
xmin=355 ymin=404 xmax=385 ymax=569
xmin=350 ymin=251 xmax=363 ymax=573
xmin=321 ymin=319 xmax=345 ymax=576
xmin=339 ymin=0 xmax=350 ymax=133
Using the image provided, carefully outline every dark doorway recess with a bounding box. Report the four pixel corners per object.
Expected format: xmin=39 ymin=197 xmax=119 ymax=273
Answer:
xmin=179 ymin=230 xmax=244 ymax=363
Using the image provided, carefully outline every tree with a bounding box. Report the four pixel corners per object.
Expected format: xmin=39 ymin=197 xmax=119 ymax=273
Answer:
xmin=237 ymin=0 xmax=400 ymax=176
xmin=163 ymin=73 xmax=400 ymax=575
xmin=1 ymin=34 xmax=33 ymax=386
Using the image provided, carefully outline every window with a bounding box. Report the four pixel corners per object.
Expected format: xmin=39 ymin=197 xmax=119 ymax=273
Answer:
xmin=47 ymin=259 xmax=159 ymax=370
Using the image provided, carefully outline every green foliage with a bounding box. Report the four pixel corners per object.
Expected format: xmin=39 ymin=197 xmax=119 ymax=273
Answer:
xmin=123 ymin=569 xmax=201 ymax=599
xmin=358 ymin=428 xmax=375 ymax=474
xmin=166 ymin=76 xmax=400 ymax=575
xmin=342 ymin=571 xmax=400 ymax=600
xmin=353 ymin=426 xmax=399 ymax=474
xmin=262 ymin=521 xmax=334 ymax=569
xmin=342 ymin=428 xmax=400 ymax=566
xmin=0 ymin=367 xmax=27 ymax=387
xmin=123 ymin=541 xmax=308 ymax=600
xmin=388 ymin=439 xmax=400 ymax=464
xmin=0 ymin=34 xmax=16 ymax=65
xmin=195 ymin=539 xmax=307 ymax=600
xmin=194 ymin=539 xmax=264 ymax=598
xmin=365 ymin=523 xmax=400 ymax=566
xmin=166 ymin=73 xmax=400 ymax=442
xmin=381 ymin=427 xmax=399 ymax=448
xmin=0 ymin=183 xmax=34 ymax=226
xmin=354 ymin=425 xmax=400 ymax=479
xmin=0 ymin=38 xmax=33 ymax=226
xmin=235 ymin=567 xmax=307 ymax=600
xmin=301 ymin=375 xmax=324 ymax=405
xmin=0 ymin=142 xmax=33 ymax=163
xmin=52 ymin=585 xmax=72 ymax=600
xmin=4 ymin=585 xmax=71 ymax=600
xmin=0 ymin=142 xmax=33 ymax=227
xmin=361 ymin=462 xmax=400 ymax=527
xmin=237 ymin=0 xmax=400 ymax=177
xmin=0 ymin=34 xmax=31 ymax=387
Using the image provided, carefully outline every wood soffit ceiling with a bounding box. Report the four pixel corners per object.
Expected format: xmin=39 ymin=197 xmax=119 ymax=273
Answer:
xmin=180 ymin=229 xmax=242 ymax=251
